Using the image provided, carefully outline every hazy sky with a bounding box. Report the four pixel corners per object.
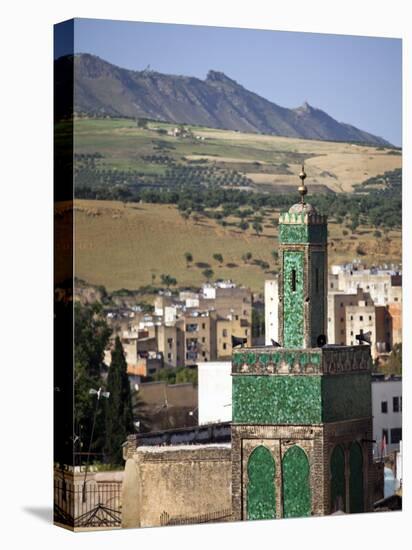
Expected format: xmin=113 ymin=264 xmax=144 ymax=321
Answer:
xmin=56 ymin=18 xmax=402 ymax=146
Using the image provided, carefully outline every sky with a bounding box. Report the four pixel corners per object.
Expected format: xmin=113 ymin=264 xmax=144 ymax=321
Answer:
xmin=55 ymin=18 xmax=402 ymax=146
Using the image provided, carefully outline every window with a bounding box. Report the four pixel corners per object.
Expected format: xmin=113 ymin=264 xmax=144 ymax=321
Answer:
xmin=167 ymin=353 xmax=172 ymax=360
xmin=291 ymin=269 xmax=296 ymax=292
xmin=359 ymin=315 xmax=363 ymax=321
xmin=382 ymin=429 xmax=389 ymax=444
xmin=223 ymin=343 xmax=227 ymax=350
xmin=350 ymin=331 xmax=353 ymax=336
xmin=381 ymin=401 xmax=388 ymax=414
xmin=202 ymin=323 xmax=206 ymax=329
xmin=331 ymin=283 xmax=334 ymax=289
xmin=202 ymin=337 xmax=205 ymax=343
xmin=340 ymin=302 xmax=344 ymax=308
xmin=350 ymin=315 xmax=353 ymax=321
xmin=369 ymin=316 xmax=372 ymax=321
xmin=235 ymin=315 xmax=239 ymax=321
xmin=390 ymin=428 xmax=402 ymax=444
xmin=340 ymin=317 xmax=344 ymax=322
xmin=393 ymin=397 xmax=400 ymax=413
xmin=395 ymin=297 xmax=399 ymax=302
xmin=222 ymin=329 xmax=228 ymax=337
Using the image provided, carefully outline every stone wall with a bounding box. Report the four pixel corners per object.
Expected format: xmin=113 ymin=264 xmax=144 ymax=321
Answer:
xmin=122 ymin=444 xmax=232 ymax=528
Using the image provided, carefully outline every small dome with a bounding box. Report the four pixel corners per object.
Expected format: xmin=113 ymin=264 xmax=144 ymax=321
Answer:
xmin=288 ymin=202 xmax=318 ymax=215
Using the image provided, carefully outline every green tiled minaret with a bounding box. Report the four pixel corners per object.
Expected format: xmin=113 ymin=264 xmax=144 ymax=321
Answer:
xmin=231 ymin=167 xmax=375 ymax=521
xmin=278 ymin=166 xmax=328 ymax=348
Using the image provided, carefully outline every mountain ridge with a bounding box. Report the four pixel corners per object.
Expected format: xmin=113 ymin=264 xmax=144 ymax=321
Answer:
xmin=55 ymin=53 xmax=391 ymax=146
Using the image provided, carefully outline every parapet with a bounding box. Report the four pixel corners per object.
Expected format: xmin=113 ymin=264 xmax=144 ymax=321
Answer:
xmin=232 ymin=345 xmax=372 ymax=376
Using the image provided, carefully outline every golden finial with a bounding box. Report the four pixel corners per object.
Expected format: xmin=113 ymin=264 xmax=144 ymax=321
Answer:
xmin=298 ymin=164 xmax=307 ymax=205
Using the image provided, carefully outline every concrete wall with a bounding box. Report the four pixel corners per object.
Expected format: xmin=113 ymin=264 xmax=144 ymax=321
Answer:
xmin=198 ymin=362 xmax=231 ymax=425
xmin=122 ymin=444 xmax=232 ymax=528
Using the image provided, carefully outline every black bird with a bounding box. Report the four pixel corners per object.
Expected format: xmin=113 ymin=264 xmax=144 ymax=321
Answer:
xmin=317 ymin=334 xmax=327 ymax=347
xmin=355 ymin=331 xmax=371 ymax=345
xmin=271 ymin=339 xmax=281 ymax=347
xmin=232 ymin=335 xmax=247 ymax=348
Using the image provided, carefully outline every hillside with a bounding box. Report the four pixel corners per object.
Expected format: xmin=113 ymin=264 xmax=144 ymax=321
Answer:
xmin=63 ymin=200 xmax=401 ymax=293
xmin=69 ymin=118 xmax=401 ymax=195
xmin=55 ymin=53 xmax=390 ymax=146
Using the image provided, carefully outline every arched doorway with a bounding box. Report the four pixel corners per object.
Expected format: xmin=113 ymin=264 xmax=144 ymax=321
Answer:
xmin=349 ymin=442 xmax=364 ymax=513
xmin=282 ymin=445 xmax=311 ymax=517
xmin=247 ymin=446 xmax=276 ymax=520
xmin=330 ymin=445 xmax=345 ymax=513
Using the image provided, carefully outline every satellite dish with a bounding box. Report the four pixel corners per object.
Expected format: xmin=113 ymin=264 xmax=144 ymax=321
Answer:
xmin=356 ymin=331 xmax=371 ymax=345
xmin=317 ymin=334 xmax=327 ymax=347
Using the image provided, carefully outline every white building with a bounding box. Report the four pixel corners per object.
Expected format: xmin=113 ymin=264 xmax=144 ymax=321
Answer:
xmin=371 ymin=375 xmax=402 ymax=456
xmin=264 ymin=278 xmax=279 ymax=346
xmin=197 ymin=362 xmax=232 ymax=425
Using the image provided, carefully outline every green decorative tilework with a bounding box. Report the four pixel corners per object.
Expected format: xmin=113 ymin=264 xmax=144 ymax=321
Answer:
xmin=247 ymin=446 xmax=276 ymax=520
xmin=232 ymin=372 xmax=371 ymax=424
xmin=280 ymin=224 xmax=308 ymax=243
xmin=282 ymin=446 xmax=311 ymax=518
xmin=322 ymin=373 xmax=371 ymax=422
xmin=330 ymin=445 xmax=346 ymax=513
xmin=232 ymin=375 xmax=322 ymax=424
xmin=279 ymin=223 xmax=327 ymax=244
xmin=349 ymin=443 xmax=364 ymax=513
xmin=310 ymin=251 xmax=325 ymax=346
xmin=283 ymin=251 xmax=304 ymax=347
xmin=232 ymin=349 xmax=322 ymax=374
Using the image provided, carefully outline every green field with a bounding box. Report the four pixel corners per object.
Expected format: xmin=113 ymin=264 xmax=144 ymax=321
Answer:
xmin=71 ymin=118 xmax=402 ymax=194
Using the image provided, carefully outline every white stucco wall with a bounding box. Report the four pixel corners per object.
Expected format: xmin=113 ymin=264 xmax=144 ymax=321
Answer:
xmin=264 ymin=278 xmax=279 ymax=346
xmin=197 ymin=362 xmax=232 ymax=425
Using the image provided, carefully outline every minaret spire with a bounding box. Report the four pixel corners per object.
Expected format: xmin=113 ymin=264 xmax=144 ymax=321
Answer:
xmin=298 ymin=164 xmax=308 ymax=205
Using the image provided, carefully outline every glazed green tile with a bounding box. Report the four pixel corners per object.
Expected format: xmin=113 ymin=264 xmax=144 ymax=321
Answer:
xmin=349 ymin=443 xmax=364 ymax=513
xmin=247 ymin=446 xmax=276 ymax=520
xmin=321 ymin=373 xmax=371 ymax=422
xmin=283 ymin=251 xmax=304 ymax=347
xmin=232 ymin=375 xmax=322 ymax=424
xmin=330 ymin=445 xmax=346 ymax=512
xmin=282 ymin=446 xmax=311 ymax=518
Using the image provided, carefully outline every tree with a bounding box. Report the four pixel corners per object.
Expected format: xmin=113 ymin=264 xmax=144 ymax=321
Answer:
xmin=202 ymin=268 xmax=214 ymax=282
xmin=238 ymin=221 xmax=249 ymax=231
xmin=136 ymin=118 xmax=148 ymax=129
xmin=213 ymin=253 xmax=224 ymax=266
xmin=160 ymin=274 xmax=177 ymax=288
xmin=252 ymin=221 xmax=263 ymax=236
xmin=184 ymin=252 xmax=193 ymax=267
xmin=384 ymin=343 xmax=402 ymax=375
xmin=105 ymin=337 xmax=135 ymax=465
xmin=242 ymin=252 xmax=253 ymax=264
xmin=74 ymin=303 xmax=111 ymax=459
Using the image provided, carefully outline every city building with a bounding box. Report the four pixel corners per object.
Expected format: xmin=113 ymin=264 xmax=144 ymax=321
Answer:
xmin=371 ymin=374 xmax=402 ymax=456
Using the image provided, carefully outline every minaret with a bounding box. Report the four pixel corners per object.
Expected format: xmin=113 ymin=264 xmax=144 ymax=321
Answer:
xmin=231 ymin=167 xmax=375 ymax=522
xmin=278 ymin=165 xmax=327 ymax=347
